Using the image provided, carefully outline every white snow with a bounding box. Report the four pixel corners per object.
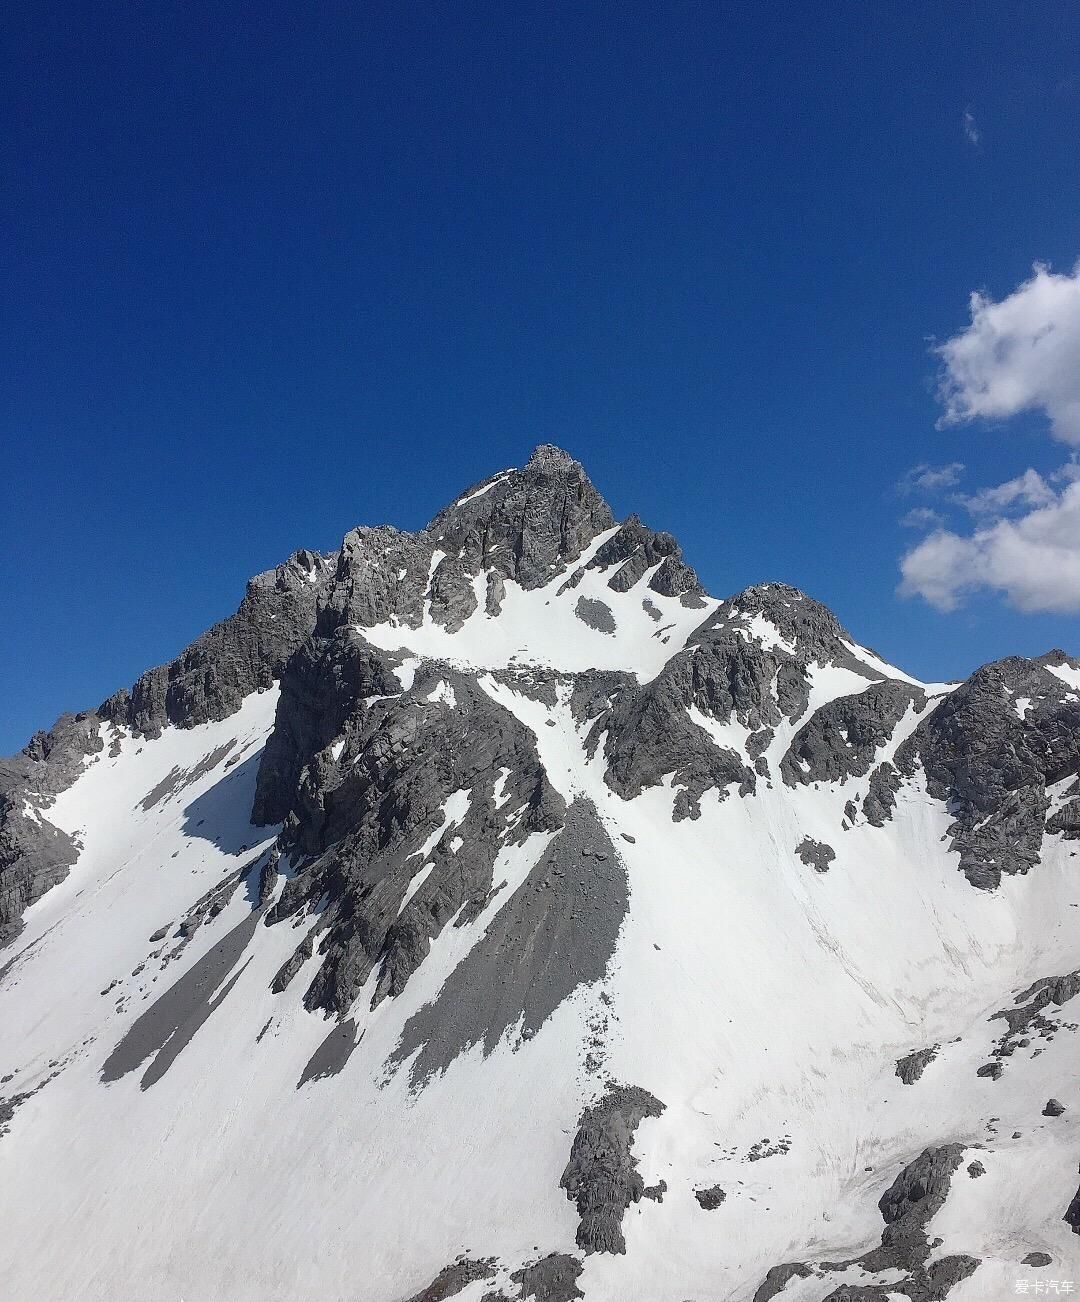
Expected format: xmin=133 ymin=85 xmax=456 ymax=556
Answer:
xmin=492 ymin=767 xmax=512 ymax=808
xmin=425 ymin=679 xmax=457 ymax=708
xmin=1046 ymin=661 xmax=1080 ymax=691
xmin=452 ymin=469 xmax=515 ymax=507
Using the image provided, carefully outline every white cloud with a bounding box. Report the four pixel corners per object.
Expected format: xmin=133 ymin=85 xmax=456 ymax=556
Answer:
xmin=954 ymin=467 xmax=1056 ymax=516
xmin=900 ymin=478 xmax=1080 ymax=613
xmin=899 ymin=261 xmax=1080 ymax=613
xmin=900 ymin=506 xmax=945 ymax=530
xmin=963 ymin=108 xmax=981 ymax=147
xmin=936 ymin=261 xmax=1080 ymax=444
xmin=898 ymin=461 xmax=965 ymax=494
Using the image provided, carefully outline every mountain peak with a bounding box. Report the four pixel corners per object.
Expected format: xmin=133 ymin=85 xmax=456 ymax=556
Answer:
xmin=526 ymin=442 xmax=578 ymax=469
xmin=3 ymin=446 xmax=1080 ymax=1302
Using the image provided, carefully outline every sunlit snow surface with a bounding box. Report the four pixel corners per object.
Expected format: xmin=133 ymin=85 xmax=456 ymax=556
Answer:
xmin=1 ymin=557 xmax=1079 ymax=1301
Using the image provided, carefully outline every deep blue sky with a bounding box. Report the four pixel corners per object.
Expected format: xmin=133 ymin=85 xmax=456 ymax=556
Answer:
xmin=3 ymin=1 xmax=1080 ymax=750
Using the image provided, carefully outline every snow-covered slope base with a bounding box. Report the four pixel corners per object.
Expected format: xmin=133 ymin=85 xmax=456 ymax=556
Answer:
xmin=1 ymin=446 xmax=1078 ymax=1302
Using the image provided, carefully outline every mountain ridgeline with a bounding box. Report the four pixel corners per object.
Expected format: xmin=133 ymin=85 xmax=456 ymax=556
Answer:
xmin=1 ymin=445 xmax=1078 ymax=1301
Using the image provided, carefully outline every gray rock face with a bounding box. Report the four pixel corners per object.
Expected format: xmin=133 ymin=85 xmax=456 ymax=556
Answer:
xmin=102 ymin=892 xmax=265 ymax=1089
xmin=795 ymin=837 xmax=835 ymax=873
xmin=500 ymin=1254 xmax=584 ymax=1302
xmin=390 ymin=798 xmax=628 ymax=1086
xmin=584 ymin=579 xmax=905 ymax=818
xmin=876 ymin=1145 xmax=965 ymax=1242
xmin=108 ymin=550 xmax=335 ymax=739
xmin=316 ymin=445 xmax=614 ymax=639
xmin=895 ymin=1046 xmax=939 ymax=1085
xmin=262 ymin=660 xmax=566 ymax=1019
xmin=250 ymin=628 xmax=405 ymax=827
xmin=694 ymin=1184 xmax=726 ymax=1210
xmin=1047 ymin=798 xmax=1080 ymax=839
xmin=0 ymin=799 xmax=81 ymax=947
xmin=703 ymin=582 xmax=876 ymax=674
xmin=584 ymin=514 xmax=703 ymax=600
xmin=428 ymin=445 xmax=614 ymax=592
xmin=560 ymin=1083 xmax=666 ymax=1255
xmin=317 ymin=524 xmax=432 ymax=633
xmin=297 ymin=1018 xmax=361 ymax=1087
xmin=781 ymin=681 xmax=924 ymax=788
xmin=574 ymin=596 xmax=616 ymax=635
xmin=1043 ymin=1098 xmax=1066 ymax=1117
xmin=883 ymin=656 xmax=1080 ymax=889
xmin=1023 ymin=1252 xmax=1053 ymax=1267
xmin=1066 ymin=1167 xmax=1080 ymax=1234
xmin=403 ymin=1257 xmax=497 ymax=1302
xmin=984 ymin=969 xmax=1080 ymax=1073
xmin=752 ymin=1264 xmax=813 ymax=1302
xmin=584 ymin=631 xmax=775 ymax=818
xmin=0 ymin=708 xmax=109 ymax=946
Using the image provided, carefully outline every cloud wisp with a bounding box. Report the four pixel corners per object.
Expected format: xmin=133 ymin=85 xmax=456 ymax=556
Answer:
xmin=900 ymin=261 xmax=1080 ymax=614
xmin=962 ymin=107 xmax=981 ymax=147
xmin=898 ymin=462 xmax=965 ymax=494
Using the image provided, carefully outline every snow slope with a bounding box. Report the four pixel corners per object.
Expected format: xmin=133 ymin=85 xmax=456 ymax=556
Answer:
xmin=1 ymin=448 xmax=1078 ymax=1302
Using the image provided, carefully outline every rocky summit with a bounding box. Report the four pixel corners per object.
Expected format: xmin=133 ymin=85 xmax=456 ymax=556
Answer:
xmin=1 ymin=445 xmax=1079 ymax=1301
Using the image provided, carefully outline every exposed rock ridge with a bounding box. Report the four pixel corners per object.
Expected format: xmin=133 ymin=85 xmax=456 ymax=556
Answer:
xmin=560 ymin=1082 xmax=666 ymax=1254
xmin=582 ymin=513 xmax=704 ymax=603
xmin=0 ymin=549 xmax=335 ymax=946
xmin=260 ymin=655 xmax=567 ymax=1019
xmin=862 ymin=654 xmax=1080 ymax=888
xmin=320 ymin=445 xmax=617 ymax=635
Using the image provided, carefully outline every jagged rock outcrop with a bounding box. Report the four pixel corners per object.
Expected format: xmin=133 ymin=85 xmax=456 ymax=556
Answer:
xmin=262 ymin=661 xmax=566 ymax=1017
xmin=583 ymin=513 xmax=703 ymax=601
xmin=895 ymin=1046 xmax=939 ymax=1084
xmin=560 ymin=1083 xmax=666 ymax=1254
xmin=870 ymin=655 xmax=1080 ymax=889
xmin=795 ymin=837 xmax=835 ymax=873
xmin=581 ymin=580 xmax=891 ymax=818
xmin=318 ymin=447 xmax=614 ymax=635
xmin=701 ymin=582 xmax=879 ymax=673
xmin=403 ymin=1257 xmax=498 ymax=1302
xmin=428 ymin=445 xmax=614 ymax=592
xmin=781 ymin=680 xmax=923 ymax=787
xmin=104 ymin=550 xmax=335 ymax=738
xmin=482 ymin=1254 xmax=585 ymax=1302
xmin=982 ymin=969 xmax=1080 ymax=1072
xmin=0 ymin=799 xmax=81 ymax=947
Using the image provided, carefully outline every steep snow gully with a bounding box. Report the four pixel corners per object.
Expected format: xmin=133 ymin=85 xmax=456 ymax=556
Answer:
xmin=1 ymin=445 xmax=1079 ymax=1301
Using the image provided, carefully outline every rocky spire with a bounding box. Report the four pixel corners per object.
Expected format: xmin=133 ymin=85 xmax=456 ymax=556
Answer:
xmin=427 ymin=443 xmax=615 ymax=589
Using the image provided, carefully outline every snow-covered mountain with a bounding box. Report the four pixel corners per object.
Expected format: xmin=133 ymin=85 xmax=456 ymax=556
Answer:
xmin=2 ymin=444 xmax=1078 ymax=1302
